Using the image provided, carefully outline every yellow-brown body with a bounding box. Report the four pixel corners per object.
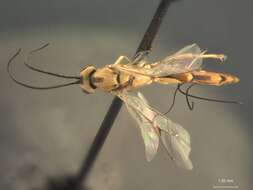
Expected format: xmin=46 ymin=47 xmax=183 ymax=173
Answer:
xmin=156 ymin=70 xmax=239 ymax=86
xmin=80 ymin=64 xmax=239 ymax=94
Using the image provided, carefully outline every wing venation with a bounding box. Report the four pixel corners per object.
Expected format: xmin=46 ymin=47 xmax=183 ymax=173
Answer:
xmin=118 ymin=91 xmax=193 ymax=169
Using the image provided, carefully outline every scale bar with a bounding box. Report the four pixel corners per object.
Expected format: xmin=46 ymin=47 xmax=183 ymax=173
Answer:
xmin=213 ymin=185 xmax=239 ymax=189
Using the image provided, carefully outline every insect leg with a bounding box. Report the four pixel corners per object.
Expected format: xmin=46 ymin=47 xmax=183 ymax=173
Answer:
xmin=185 ymin=84 xmax=195 ymax=110
xmin=163 ymin=84 xmax=180 ymax=115
xmin=201 ymin=54 xmax=227 ymax=61
xmin=132 ymin=50 xmax=150 ymax=65
xmin=113 ymin=55 xmax=131 ymax=65
xmin=178 ymin=84 xmax=241 ymax=108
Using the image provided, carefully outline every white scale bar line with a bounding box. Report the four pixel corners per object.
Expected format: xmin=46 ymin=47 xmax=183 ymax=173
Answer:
xmin=213 ymin=185 xmax=239 ymax=189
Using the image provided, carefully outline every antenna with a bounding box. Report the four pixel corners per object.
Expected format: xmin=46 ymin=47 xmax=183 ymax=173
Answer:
xmin=7 ymin=45 xmax=81 ymax=90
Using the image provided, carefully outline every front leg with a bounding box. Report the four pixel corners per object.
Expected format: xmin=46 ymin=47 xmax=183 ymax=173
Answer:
xmin=113 ymin=55 xmax=131 ymax=65
xmin=132 ymin=50 xmax=150 ymax=66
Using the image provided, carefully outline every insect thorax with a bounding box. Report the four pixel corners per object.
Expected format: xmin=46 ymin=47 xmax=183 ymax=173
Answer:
xmin=80 ymin=65 xmax=131 ymax=93
xmin=80 ymin=64 xmax=155 ymax=93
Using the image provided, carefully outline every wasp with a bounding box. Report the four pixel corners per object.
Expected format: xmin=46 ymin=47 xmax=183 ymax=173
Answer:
xmin=7 ymin=43 xmax=239 ymax=170
xmin=80 ymin=44 xmax=238 ymax=94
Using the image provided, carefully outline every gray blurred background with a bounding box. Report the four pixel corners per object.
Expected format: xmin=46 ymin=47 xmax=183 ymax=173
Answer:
xmin=0 ymin=0 xmax=252 ymax=189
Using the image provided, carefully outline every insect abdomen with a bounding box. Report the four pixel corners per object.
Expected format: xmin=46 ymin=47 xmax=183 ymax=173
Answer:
xmin=190 ymin=71 xmax=239 ymax=86
xmin=155 ymin=70 xmax=239 ymax=86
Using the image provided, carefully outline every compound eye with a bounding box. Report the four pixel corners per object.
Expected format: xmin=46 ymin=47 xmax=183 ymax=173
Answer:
xmin=80 ymin=65 xmax=96 ymax=94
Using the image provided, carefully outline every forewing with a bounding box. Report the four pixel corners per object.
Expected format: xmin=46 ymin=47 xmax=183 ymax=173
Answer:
xmin=174 ymin=43 xmax=201 ymax=55
xmin=154 ymin=115 xmax=193 ymax=170
xmin=119 ymin=92 xmax=159 ymax=161
xmin=112 ymin=44 xmax=203 ymax=77
xmin=149 ymin=43 xmax=203 ymax=76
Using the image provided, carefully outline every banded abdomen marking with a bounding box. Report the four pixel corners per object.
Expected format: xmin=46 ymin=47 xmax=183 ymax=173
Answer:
xmin=190 ymin=71 xmax=239 ymax=86
xmin=154 ymin=70 xmax=239 ymax=86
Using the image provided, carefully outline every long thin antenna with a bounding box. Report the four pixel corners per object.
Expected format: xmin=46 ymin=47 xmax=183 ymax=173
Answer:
xmin=47 ymin=1 xmax=178 ymax=190
xmin=7 ymin=46 xmax=81 ymax=90
xmin=24 ymin=61 xmax=80 ymax=79
xmin=24 ymin=43 xmax=80 ymax=79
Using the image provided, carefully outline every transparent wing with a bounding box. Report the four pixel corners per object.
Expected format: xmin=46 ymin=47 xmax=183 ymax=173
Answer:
xmin=112 ymin=44 xmax=225 ymax=77
xmin=119 ymin=92 xmax=159 ymax=161
xmin=174 ymin=43 xmax=201 ymax=55
xmin=127 ymin=105 xmax=160 ymax=161
xmin=154 ymin=115 xmax=193 ymax=170
xmin=118 ymin=91 xmax=193 ymax=169
xmin=150 ymin=43 xmax=203 ymax=76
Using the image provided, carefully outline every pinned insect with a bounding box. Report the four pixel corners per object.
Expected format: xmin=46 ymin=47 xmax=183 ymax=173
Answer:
xmin=7 ymin=43 xmax=240 ymax=169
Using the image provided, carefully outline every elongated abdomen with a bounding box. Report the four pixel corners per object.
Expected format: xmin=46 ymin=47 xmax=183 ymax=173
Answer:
xmin=155 ymin=70 xmax=239 ymax=86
